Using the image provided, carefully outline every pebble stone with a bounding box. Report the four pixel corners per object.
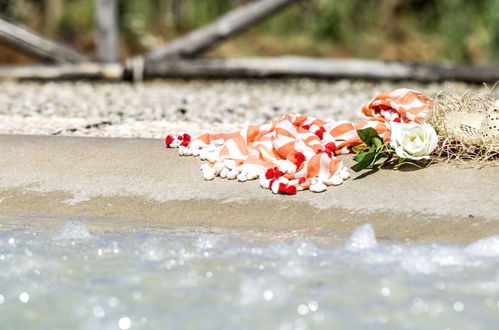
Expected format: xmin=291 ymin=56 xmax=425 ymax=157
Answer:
xmin=0 ymin=79 xmax=489 ymax=138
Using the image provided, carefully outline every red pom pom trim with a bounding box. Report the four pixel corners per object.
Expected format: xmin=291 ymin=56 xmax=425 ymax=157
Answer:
xmin=315 ymin=127 xmax=326 ymax=139
xmin=325 ymin=142 xmax=337 ymax=152
xmin=278 ymin=183 xmax=287 ymax=193
xmin=273 ymin=167 xmax=284 ymax=179
xmin=165 ymin=135 xmax=174 ymax=147
xmin=294 ymin=152 xmax=305 ymax=168
xmin=285 ymin=185 xmax=297 ymax=195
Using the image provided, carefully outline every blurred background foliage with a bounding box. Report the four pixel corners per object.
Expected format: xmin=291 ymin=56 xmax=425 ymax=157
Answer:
xmin=1 ymin=0 xmax=499 ymax=64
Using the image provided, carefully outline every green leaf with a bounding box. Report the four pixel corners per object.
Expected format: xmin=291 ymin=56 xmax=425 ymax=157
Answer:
xmin=351 ymin=152 xmax=377 ymax=172
xmin=354 ymin=151 xmax=369 ymax=162
xmin=373 ymin=137 xmax=382 ymax=149
xmin=357 ymin=128 xmax=381 ymax=146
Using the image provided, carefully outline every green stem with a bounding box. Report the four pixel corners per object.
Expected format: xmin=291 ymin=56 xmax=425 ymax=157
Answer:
xmin=393 ymin=158 xmax=405 ymax=170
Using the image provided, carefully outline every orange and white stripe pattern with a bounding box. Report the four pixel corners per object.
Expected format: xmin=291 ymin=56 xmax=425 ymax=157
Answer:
xmin=165 ymin=89 xmax=434 ymax=194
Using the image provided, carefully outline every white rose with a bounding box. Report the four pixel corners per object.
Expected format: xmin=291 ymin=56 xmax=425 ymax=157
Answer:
xmin=390 ymin=123 xmax=438 ymax=160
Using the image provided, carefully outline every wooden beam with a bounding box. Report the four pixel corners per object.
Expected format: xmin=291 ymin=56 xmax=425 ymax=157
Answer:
xmin=0 ymin=62 xmax=123 ymax=80
xmin=142 ymin=57 xmax=499 ymax=83
xmin=3 ymin=57 xmax=499 ymax=83
xmin=0 ymin=17 xmax=89 ymax=63
xmin=95 ymin=0 xmax=119 ymax=62
xmin=145 ymin=0 xmax=297 ymax=62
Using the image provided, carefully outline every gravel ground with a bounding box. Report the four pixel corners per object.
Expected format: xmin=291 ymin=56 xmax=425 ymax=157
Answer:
xmin=0 ymin=79 xmax=491 ymax=138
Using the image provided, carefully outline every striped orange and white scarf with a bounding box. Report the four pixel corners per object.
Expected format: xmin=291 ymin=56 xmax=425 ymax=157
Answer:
xmin=165 ymin=88 xmax=434 ymax=194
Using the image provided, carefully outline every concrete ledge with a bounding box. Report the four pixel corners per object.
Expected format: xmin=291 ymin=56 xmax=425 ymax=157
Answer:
xmin=0 ymin=134 xmax=498 ymax=243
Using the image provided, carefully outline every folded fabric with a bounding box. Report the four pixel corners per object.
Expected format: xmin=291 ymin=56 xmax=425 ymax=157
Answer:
xmin=165 ymin=88 xmax=434 ymax=195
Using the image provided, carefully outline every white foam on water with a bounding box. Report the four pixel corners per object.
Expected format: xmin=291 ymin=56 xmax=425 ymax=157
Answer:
xmin=465 ymin=235 xmax=499 ymax=257
xmin=345 ymin=223 xmax=377 ymax=251
xmin=1 ymin=222 xmax=499 ymax=329
xmin=52 ymin=221 xmax=92 ymax=241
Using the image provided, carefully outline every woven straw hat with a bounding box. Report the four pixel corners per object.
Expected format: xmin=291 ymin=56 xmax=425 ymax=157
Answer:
xmin=426 ymin=91 xmax=499 ymax=162
xmin=443 ymin=99 xmax=499 ymax=146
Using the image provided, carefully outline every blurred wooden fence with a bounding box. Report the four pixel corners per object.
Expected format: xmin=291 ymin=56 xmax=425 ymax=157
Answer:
xmin=0 ymin=0 xmax=499 ymax=83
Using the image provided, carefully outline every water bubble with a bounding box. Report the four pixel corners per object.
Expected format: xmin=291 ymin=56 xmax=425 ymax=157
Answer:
xmin=140 ymin=238 xmax=164 ymax=262
xmin=194 ymin=234 xmax=218 ymax=250
xmin=132 ymin=291 xmax=142 ymax=300
xmin=308 ymin=301 xmax=319 ymax=312
xmin=119 ymin=317 xmax=131 ymax=330
xmin=19 ymin=292 xmax=29 ymax=303
xmin=381 ymin=287 xmax=391 ymax=297
xmin=297 ymin=304 xmax=309 ymax=315
xmin=53 ymin=221 xmax=91 ymax=241
xmin=8 ymin=237 xmax=15 ymax=246
xmin=92 ymin=305 xmax=105 ymax=318
xmin=205 ymin=271 xmax=213 ymax=278
xmin=453 ymin=301 xmax=464 ymax=312
xmin=294 ymin=240 xmax=318 ymax=257
xmin=263 ymin=290 xmax=274 ymax=301
xmin=345 ymin=224 xmax=377 ymax=251
xmin=0 ymin=294 xmax=4 ymax=304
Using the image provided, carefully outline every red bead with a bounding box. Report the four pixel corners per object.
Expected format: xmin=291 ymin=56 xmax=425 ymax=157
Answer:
xmin=273 ymin=167 xmax=284 ymax=179
xmin=165 ymin=135 xmax=174 ymax=146
xmin=265 ymin=168 xmax=274 ymax=179
xmin=294 ymin=152 xmax=305 ymax=168
xmin=315 ymin=127 xmax=326 ymax=139
xmin=278 ymin=183 xmax=287 ymax=193
xmin=325 ymin=142 xmax=337 ymax=152
xmin=286 ymin=185 xmax=297 ymax=195
xmin=183 ymin=133 xmax=191 ymax=141
xmin=393 ymin=118 xmax=401 ymax=123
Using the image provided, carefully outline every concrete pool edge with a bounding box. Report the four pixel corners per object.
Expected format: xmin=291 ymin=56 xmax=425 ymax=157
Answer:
xmin=0 ymin=134 xmax=498 ymax=243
